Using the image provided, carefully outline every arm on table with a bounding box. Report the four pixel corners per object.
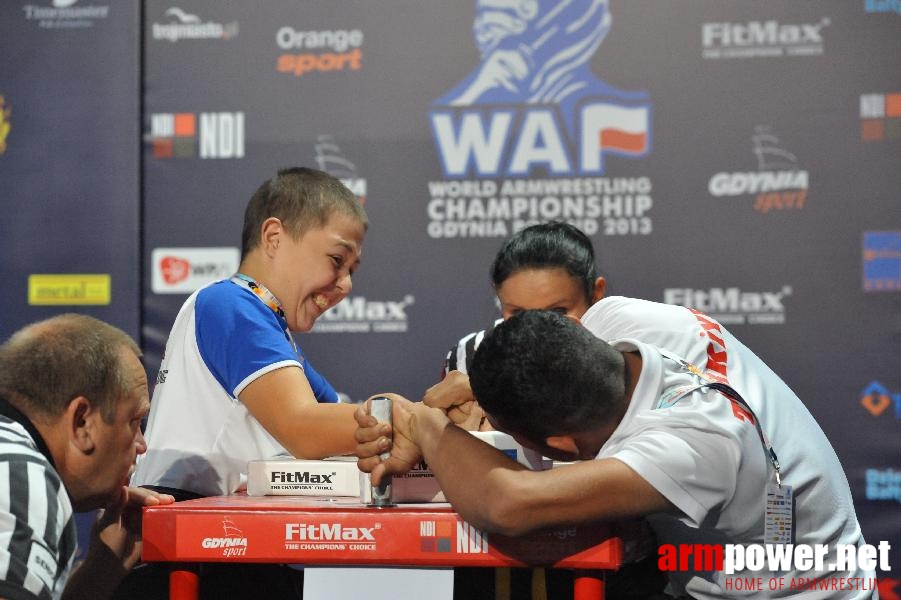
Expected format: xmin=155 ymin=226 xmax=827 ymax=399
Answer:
xmin=62 ymin=487 xmax=174 ymax=600
xmin=356 ymin=395 xmax=673 ymax=537
xmin=241 ymin=365 xmax=358 ymax=459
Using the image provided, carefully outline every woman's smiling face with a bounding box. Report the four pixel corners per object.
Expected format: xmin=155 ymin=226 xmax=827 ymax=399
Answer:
xmin=272 ymin=212 xmax=365 ymax=332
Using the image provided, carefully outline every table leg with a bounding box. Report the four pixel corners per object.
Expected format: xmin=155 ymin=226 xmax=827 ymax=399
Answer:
xmin=573 ymin=569 xmax=604 ymax=600
xmin=494 ymin=567 xmax=510 ymax=600
xmin=169 ymin=566 xmax=200 ymax=600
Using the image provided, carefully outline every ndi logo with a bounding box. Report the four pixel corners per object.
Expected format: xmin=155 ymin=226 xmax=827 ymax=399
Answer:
xmin=860 ymin=93 xmax=901 ymax=141
xmin=149 ymin=112 xmax=245 ymax=159
xmin=456 ymin=522 xmax=488 ymax=554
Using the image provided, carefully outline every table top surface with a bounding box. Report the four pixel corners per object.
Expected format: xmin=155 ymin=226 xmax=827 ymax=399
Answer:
xmin=141 ymin=494 xmax=623 ymax=569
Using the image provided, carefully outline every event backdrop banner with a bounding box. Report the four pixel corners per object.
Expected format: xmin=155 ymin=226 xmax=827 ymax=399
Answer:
xmin=0 ymin=0 xmax=898 ymax=590
xmin=140 ymin=1 xmax=900 ymax=584
xmin=0 ymin=1 xmax=141 ymax=341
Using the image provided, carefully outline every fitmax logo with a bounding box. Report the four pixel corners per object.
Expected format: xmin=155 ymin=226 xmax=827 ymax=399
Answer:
xmin=315 ymin=295 xmax=414 ymax=333
xmin=703 ymin=19 xmax=829 ymax=48
xmin=270 ymin=471 xmax=335 ymax=484
xmin=285 ymin=523 xmax=376 ymax=541
xmin=665 ymin=287 xmax=790 ymax=316
xmin=664 ymin=287 xmax=791 ymax=325
xmin=323 ymin=296 xmax=412 ymax=321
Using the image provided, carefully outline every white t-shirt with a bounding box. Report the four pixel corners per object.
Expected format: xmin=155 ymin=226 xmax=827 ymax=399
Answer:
xmin=132 ymin=279 xmax=336 ymax=497
xmin=580 ymin=298 xmax=872 ymax=598
xmin=446 ymin=297 xmax=873 ymax=597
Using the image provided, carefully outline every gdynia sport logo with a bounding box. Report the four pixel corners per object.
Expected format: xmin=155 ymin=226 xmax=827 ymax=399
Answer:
xmin=658 ymin=541 xmax=890 ymax=592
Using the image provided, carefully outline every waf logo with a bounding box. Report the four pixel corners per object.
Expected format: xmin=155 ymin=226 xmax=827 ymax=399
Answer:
xmin=201 ymin=518 xmax=247 ymax=558
xmin=860 ymin=381 xmax=901 ymax=418
xmin=425 ymin=0 xmax=654 ymax=239
xmin=707 ymin=125 xmax=808 ymax=214
xmin=148 ymin=112 xmax=244 ymax=159
xmin=419 ymin=520 xmax=488 ymax=554
xmin=430 ymin=0 xmax=650 ymax=179
xmin=860 ymin=92 xmax=901 ymax=141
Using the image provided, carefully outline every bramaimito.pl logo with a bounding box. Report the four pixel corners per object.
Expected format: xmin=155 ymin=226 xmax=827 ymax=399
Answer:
xmin=658 ymin=541 xmax=890 ymax=593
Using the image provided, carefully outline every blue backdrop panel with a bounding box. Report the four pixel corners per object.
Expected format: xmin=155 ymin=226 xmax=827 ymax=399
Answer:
xmin=0 ymin=2 xmax=141 ymax=342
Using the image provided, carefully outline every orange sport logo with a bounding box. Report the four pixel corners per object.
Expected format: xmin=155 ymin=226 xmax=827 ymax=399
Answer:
xmin=275 ymin=27 xmax=363 ymax=77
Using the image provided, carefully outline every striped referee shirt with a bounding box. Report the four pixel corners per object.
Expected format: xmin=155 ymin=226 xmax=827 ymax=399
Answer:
xmin=0 ymin=398 xmax=76 ymax=600
xmin=444 ymin=318 xmax=502 ymax=375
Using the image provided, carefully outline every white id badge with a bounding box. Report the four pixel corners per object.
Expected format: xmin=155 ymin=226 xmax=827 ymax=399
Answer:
xmin=764 ymin=483 xmax=793 ymax=544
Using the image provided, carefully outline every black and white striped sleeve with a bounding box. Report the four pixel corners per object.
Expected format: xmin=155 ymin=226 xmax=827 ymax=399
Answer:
xmin=0 ymin=423 xmax=77 ymax=600
xmin=443 ymin=319 xmax=502 ymax=376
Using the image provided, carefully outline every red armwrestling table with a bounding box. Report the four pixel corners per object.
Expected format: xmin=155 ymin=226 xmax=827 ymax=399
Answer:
xmin=142 ymin=494 xmax=622 ymax=600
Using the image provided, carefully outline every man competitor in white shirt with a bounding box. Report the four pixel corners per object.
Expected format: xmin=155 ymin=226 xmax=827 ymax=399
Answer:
xmin=355 ymin=310 xmax=876 ymax=599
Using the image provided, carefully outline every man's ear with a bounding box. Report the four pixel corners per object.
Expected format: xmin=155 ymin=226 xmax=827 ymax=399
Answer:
xmin=545 ymin=434 xmax=579 ymax=455
xmin=260 ymin=217 xmax=284 ymax=255
xmin=591 ymin=276 xmax=607 ymax=303
xmin=67 ymin=396 xmax=96 ymax=454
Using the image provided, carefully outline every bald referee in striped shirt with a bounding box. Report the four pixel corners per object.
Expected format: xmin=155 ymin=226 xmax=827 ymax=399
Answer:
xmin=0 ymin=314 xmax=173 ymax=600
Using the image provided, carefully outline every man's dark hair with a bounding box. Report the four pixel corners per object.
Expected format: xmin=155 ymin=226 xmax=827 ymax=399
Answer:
xmin=0 ymin=313 xmax=141 ymax=423
xmin=490 ymin=221 xmax=598 ymax=303
xmin=241 ymin=166 xmax=369 ymax=259
xmin=470 ymin=310 xmax=626 ymax=440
